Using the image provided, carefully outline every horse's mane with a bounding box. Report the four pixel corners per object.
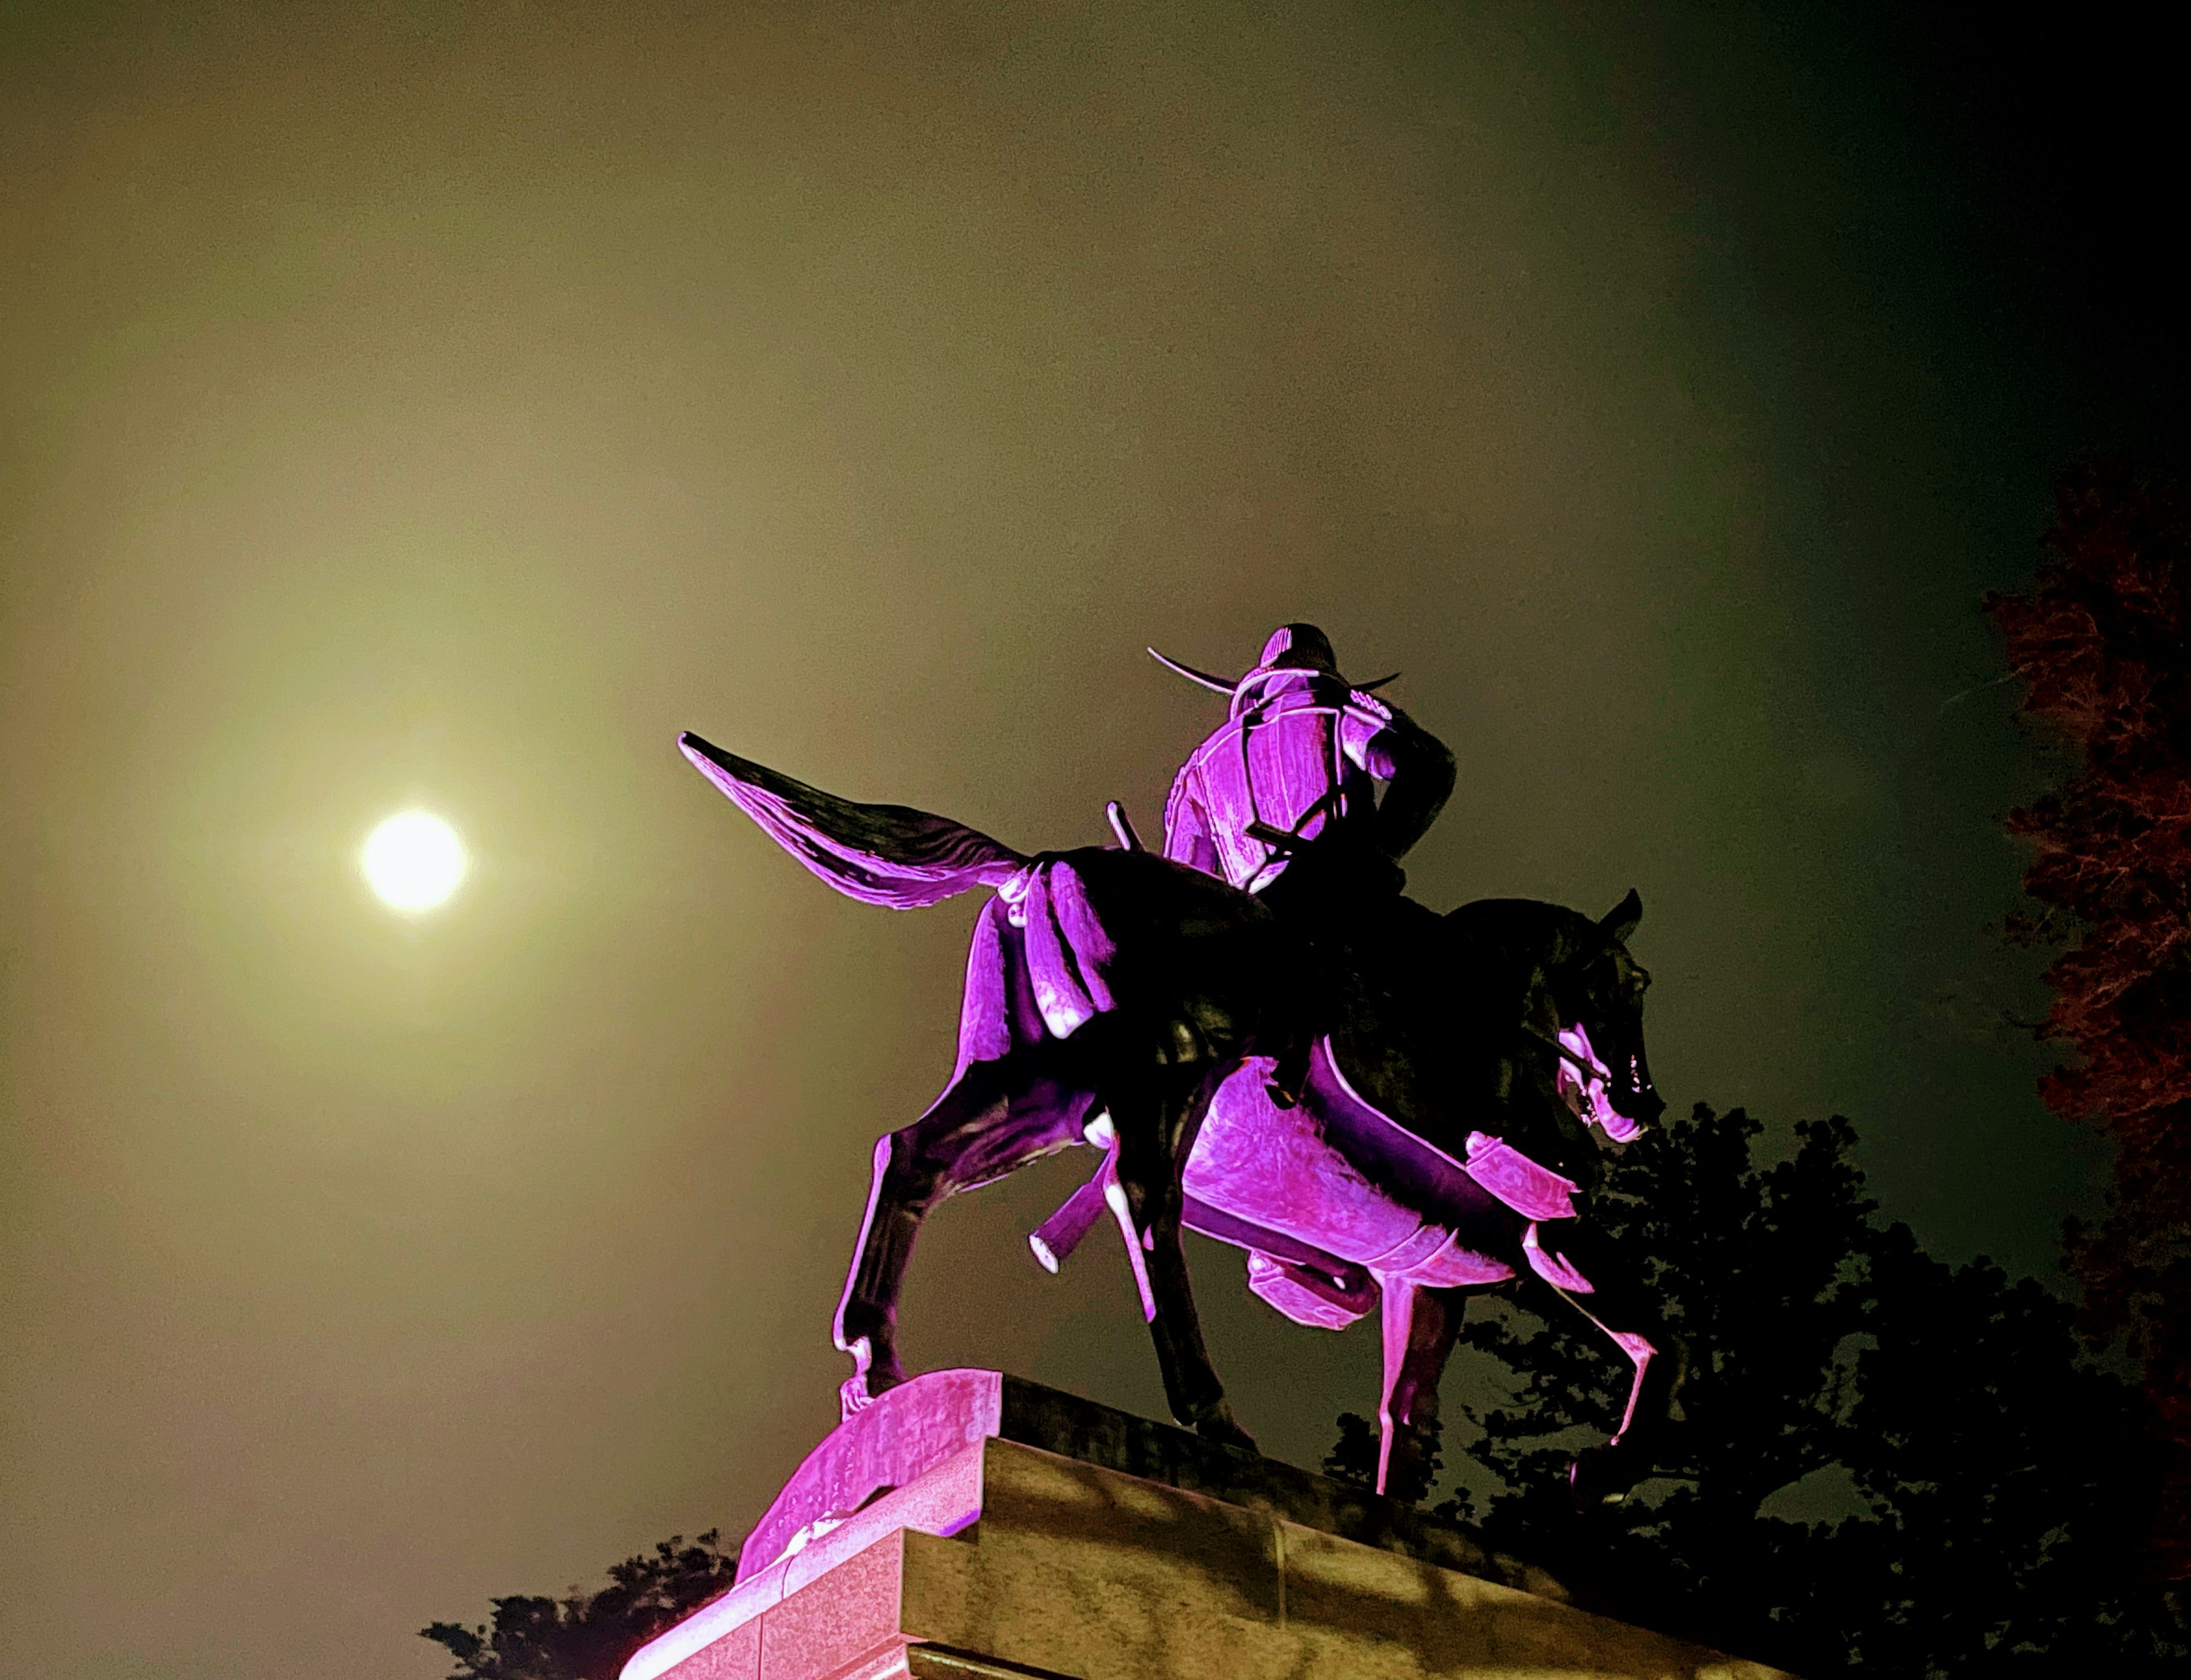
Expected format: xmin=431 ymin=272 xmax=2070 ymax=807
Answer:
xmin=1444 ymin=896 xmax=1604 ymax=970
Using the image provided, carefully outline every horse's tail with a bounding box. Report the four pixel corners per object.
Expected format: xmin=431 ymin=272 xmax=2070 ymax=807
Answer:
xmin=681 ymin=732 xmax=1029 ymax=908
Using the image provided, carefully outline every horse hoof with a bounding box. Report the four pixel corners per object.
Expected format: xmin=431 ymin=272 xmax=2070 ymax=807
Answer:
xmin=836 ymin=1335 xmax=908 ymax=1422
xmin=1566 ymin=1447 xmax=1633 ymax=1512
xmin=838 ymin=1368 xmax=909 ymax=1420
xmin=1194 ymin=1409 xmax=1258 ymax=1455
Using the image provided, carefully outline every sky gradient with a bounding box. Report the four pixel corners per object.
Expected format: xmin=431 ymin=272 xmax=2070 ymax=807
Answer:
xmin=5 ymin=5 xmax=2186 ymax=1677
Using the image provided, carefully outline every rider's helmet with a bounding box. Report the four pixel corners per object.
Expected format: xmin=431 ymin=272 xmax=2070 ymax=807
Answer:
xmin=1258 ymin=622 xmax=1339 ymax=671
xmin=1228 ymin=624 xmax=1352 ymax=718
xmin=1147 ymin=622 xmax=1395 ymax=715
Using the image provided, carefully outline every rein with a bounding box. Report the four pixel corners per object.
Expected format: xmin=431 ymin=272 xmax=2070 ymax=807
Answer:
xmin=1520 ymin=1022 xmax=1603 ymax=1080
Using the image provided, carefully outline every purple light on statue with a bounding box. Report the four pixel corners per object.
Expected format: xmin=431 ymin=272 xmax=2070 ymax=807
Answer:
xmin=677 ymin=622 xmax=1675 ymax=1512
xmin=1558 ymin=1020 xmax=1639 ymax=1141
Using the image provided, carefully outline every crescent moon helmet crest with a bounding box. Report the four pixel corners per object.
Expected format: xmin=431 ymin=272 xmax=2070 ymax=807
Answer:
xmin=1146 ymin=646 xmax=1399 ymax=698
xmin=1145 ymin=647 xmax=1238 ymax=693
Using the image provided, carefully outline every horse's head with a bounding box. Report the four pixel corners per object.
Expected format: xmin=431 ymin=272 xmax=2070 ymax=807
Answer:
xmin=1551 ymin=889 xmax=1663 ymax=1140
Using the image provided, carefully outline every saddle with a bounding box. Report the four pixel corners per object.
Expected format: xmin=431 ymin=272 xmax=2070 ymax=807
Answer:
xmin=1030 ymin=1033 xmax=1579 ymax=1327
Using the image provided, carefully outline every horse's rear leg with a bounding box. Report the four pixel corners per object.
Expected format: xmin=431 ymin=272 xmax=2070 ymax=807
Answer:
xmin=1376 ymin=1282 xmax=1473 ymax=1503
xmin=1110 ymin=1064 xmax=1255 ymax=1452
xmin=833 ymin=1129 xmax=928 ymax=1415
xmin=834 ymin=1060 xmax=1085 ymax=1418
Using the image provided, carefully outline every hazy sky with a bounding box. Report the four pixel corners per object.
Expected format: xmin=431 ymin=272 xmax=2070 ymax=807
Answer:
xmin=5 ymin=5 xmax=2186 ymax=1678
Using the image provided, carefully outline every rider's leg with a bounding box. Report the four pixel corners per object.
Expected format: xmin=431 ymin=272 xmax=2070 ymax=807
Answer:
xmin=1109 ymin=1059 xmax=1256 ymax=1451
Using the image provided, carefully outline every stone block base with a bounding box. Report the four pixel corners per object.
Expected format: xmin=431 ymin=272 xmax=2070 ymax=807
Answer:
xmin=625 ymin=1373 xmax=1786 ymax=1680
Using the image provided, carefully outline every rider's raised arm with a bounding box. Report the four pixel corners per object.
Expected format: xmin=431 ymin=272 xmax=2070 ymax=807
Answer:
xmin=1340 ymin=695 xmax=1456 ymax=863
xmin=1162 ymin=758 xmax=1222 ymax=876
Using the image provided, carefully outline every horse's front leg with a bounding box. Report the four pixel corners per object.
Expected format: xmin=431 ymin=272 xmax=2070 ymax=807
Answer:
xmin=1520 ymin=1221 xmax=1684 ymax=1509
xmin=1110 ymin=1062 xmax=1256 ymax=1452
xmin=1376 ymin=1281 xmax=1477 ymax=1503
xmin=1563 ymin=1317 xmax=1681 ymax=1511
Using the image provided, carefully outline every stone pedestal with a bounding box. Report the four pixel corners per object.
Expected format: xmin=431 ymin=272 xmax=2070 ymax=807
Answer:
xmin=624 ymin=1372 xmax=1787 ymax=1680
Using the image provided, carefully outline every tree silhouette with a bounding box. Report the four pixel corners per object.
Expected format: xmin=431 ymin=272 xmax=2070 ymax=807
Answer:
xmin=422 ymin=1531 xmax=739 ymax=1680
xmin=1987 ymin=463 xmax=2191 ymax=1579
xmin=1333 ymin=1103 xmax=2186 ymax=1673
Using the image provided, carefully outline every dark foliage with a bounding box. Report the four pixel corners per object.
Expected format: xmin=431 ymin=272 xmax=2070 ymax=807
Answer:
xmin=1987 ymin=463 xmax=2191 ymax=1577
xmin=1336 ymin=1103 xmax=2186 ymax=1674
xmin=1323 ymin=1409 xmax=1383 ymax=1491
xmin=1327 ymin=1407 xmax=1466 ymax=1516
xmin=422 ymin=1531 xmax=739 ymax=1680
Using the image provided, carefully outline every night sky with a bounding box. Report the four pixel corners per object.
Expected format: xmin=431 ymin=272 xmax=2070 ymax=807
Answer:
xmin=5 ymin=6 xmax=2186 ymax=1678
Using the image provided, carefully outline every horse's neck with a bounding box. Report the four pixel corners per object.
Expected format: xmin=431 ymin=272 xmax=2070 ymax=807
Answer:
xmin=1448 ymin=897 xmax=1586 ymax=1025
xmin=1450 ymin=896 xmax=1583 ymax=962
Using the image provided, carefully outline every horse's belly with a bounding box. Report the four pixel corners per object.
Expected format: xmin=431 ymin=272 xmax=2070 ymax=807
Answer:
xmin=1183 ymin=1059 xmax=1513 ymax=1287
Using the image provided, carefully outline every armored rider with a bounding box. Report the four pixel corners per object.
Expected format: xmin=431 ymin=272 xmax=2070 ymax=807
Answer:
xmin=1153 ymin=622 xmax=1632 ymax=1198
xmin=1150 ymin=624 xmax=1456 ymax=1103
xmin=1154 ymin=622 xmax=1454 ymax=917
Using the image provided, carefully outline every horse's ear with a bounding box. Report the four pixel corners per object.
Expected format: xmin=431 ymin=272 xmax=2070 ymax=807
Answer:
xmin=1599 ymin=888 xmax=1642 ymax=945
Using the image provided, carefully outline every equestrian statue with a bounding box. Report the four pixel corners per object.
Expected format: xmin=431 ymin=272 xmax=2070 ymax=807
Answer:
xmin=681 ymin=625 xmax=1676 ymax=1510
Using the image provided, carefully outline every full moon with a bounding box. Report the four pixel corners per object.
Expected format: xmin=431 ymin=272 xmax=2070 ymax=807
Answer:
xmin=361 ymin=811 xmax=467 ymax=912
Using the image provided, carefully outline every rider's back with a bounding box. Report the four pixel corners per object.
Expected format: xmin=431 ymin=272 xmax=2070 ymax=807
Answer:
xmin=1163 ymin=669 xmax=1386 ymax=894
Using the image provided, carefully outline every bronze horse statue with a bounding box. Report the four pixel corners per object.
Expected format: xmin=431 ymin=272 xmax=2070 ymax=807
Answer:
xmin=682 ymin=732 xmax=1674 ymax=1508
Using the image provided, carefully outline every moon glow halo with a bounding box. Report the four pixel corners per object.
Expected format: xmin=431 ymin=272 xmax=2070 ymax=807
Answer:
xmin=362 ymin=811 xmax=467 ymax=913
